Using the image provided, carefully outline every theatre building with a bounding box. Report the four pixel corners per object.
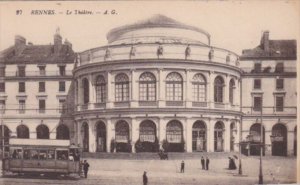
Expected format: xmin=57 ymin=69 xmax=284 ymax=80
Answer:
xmin=0 ymin=30 xmax=76 ymax=156
xmin=240 ymin=31 xmax=297 ymax=156
xmin=73 ymin=15 xmax=242 ymax=153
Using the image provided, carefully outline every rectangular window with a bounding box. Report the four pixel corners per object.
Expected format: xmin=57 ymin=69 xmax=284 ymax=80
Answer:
xmin=275 ymin=96 xmax=284 ymax=112
xmin=0 ymin=82 xmax=5 ymax=92
xmin=19 ymin=100 xmax=25 ymax=114
xmin=18 ymin=66 xmax=26 ymax=77
xmin=59 ymin=66 xmax=66 ymax=76
xmin=19 ymin=82 xmax=25 ymax=93
xmin=59 ymin=81 xmax=65 ymax=92
xmin=0 ymin=100 xmax=5 ymax=113
xmin=39 ymin=66 xmax=46 ymax=76
xmin=254 ymin=79 xmax=261 ymax=89
xmin=253 ymin=96 xmax=262 ymax=111
xmin=39 ymin=99 xmax=45 ymax=113
xmin=275 ymin=63 xmax=284 ymax=73
xmin=39 ymin=82 xmax=45 ymax=92
xmin=0 ymin=67 xmax=5 ymax=77
xmin=254 ymin=63 xmax=261 ymax=73
xmin=59 ymin=99 xmax=66 ymax=113
xmin=276 ymin=79 xmax=284 ymax=89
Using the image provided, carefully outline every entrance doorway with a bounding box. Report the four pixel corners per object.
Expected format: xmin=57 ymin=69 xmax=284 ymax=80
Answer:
xmin=192 ymin=121 xmax=206 ymax=152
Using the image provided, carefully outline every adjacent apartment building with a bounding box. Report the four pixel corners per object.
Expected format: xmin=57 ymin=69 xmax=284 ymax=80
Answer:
xmin=0 ymin=15 xmax=297 ymax=156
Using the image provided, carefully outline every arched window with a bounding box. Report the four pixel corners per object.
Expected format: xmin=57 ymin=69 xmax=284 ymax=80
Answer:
xmin=36 ymin=124 xmax=49 ymax=139
xmin=17 ymin=125 xmax=29 ymax=138
xmin=192 ymin=121 xmax=207 ymax=152
xmin=81 ymin=122 xmax=89 ymax=152
xmin=139 ymin=72 xmax=156 ymax=101
xmin=229 ymin=79 xmax=235 ymax=104
xmin=214 ymin=121 xmax=224 ymax=152
xmin=272 ymin=124 xmax=287 ymax=156
xmin=249 ymin=123 xmax=265 ymax=156
xmin=95 ymin=75 xmax=106 ymax=103
xmin=96 ymin=121 xmax=106 ymax=152
xmin=214 ymin=76 xmax=224 ymax=103
xmin=115 ymin=73 xmax=129 ymax=102
xmin=82 ymin=78 xmax=89 ymax=104
xmin=56 ymin=124 xmax=70 ymax=140
xmin=192 ymin=74 xmax=206 ymax=102
xmin=140 ymin=120 xmax=156 ymax=142
xmin=115 ymin=120 xmax=129 ymax=143
xmin=166 ymin=72 xmax=183 ymax=101
xmin=166 ymin=120 xmax=183 ymax=143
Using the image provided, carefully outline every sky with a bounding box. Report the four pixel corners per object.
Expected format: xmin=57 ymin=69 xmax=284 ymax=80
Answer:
xmin=0 ymin=1 xmax=299 ymax=55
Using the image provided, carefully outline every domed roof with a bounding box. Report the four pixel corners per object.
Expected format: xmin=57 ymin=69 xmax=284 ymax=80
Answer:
xmin=107 ymin=14 xmax=210 ymax=43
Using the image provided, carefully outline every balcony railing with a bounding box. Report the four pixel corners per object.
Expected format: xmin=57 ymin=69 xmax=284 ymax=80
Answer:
xmin=242 ymin=106 xmax=297 ymax=115
xmin=192 ymin=102 xmax=207 ymax=107
xmin=4 ymin=70 xmax=73 ymax=77
xmin=78 ymin=43 xmax=240 ymax=68
xmin=241 ymin=67 xmax=296 ymax=74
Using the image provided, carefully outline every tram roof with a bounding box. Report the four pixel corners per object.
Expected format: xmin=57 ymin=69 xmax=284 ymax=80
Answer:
xmin=9 ymin=138 xmax=71 ymax=147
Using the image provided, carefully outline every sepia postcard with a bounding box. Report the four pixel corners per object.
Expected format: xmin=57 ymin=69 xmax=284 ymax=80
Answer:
xmin=0 ymin=1 xmax=299 ymax=185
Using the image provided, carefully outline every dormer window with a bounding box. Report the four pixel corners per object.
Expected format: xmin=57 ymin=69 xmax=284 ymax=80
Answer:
xmin=59 ymin=66 xmax=66 ymax=76
xmin=275 ymin=62 xmax=284 ymax=73
xmin=254 ymin=63 xmax=261 ymax=73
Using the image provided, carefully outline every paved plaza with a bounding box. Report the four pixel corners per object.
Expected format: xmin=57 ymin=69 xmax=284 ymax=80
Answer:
xmin=0 ymin=154 xmax=297 ymax=185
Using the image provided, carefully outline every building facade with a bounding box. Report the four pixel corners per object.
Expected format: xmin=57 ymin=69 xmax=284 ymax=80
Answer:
xmin=0 ymin=29 xmax=76 ymax=156
xmin=0 ymin=15 xmax=297 ymax=156
xmin=240 ymin=31 xmax=297 ymax=156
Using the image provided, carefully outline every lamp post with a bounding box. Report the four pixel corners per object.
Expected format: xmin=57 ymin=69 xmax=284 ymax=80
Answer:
xmin=258 ymin=108 xmax=263 ymax=184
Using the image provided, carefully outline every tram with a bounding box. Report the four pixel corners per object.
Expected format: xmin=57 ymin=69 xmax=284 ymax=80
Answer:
xmin=2 ymin=138 xmax=81 ymax=176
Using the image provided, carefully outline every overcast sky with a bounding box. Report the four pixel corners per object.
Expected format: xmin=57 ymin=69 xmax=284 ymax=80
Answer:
xmin=0 ymin=1 xmax=299 ymax=54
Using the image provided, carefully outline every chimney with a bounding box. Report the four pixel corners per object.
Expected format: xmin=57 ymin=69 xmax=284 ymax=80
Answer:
xmin=14 ymin=35 xmax=26 ymax=55
xmin=260 ymin=31 xmax=269 ymax=52
xmin=54 ymin=27 xmax=62 ymax=54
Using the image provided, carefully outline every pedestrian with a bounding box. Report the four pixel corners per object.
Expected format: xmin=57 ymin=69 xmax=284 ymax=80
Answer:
xmin=143 ymin=171 xmax=148 ymax=185
xmin=206 ymin=157 xmax=209 ymax=170
xmin=201 ymin=156 xmax=205 ymax=170
xmin=83 ymin=160 xmax=90 ymax=178
xmin=180 ymin=160 xmax=185 ymax=173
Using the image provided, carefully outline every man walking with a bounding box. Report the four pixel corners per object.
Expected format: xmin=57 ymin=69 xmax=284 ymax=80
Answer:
xmin=180 ymin=160 xmax=185 ymax=173
xmin=201 ymin=156 xmax=205 ymax=170
xmin=143 ymin=171 xmax=148 ymax=185
xmin=83 ymin=160 xmax=90 ymax=178
xmin=206 ymin=157 xmax=210 ymax=170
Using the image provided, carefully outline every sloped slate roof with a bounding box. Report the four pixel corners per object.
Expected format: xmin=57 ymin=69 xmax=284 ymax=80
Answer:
xmin=107 ymin=14 xmax=210 ymax=42
xmin=0 ymin=44 xmax=75 ymax=64
xmin=240 ymin=40 xmax=297 ymax=60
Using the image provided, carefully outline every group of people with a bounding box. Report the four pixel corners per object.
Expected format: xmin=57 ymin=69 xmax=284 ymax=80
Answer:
xmin=200 ymin=156 xmax=210 ymax=170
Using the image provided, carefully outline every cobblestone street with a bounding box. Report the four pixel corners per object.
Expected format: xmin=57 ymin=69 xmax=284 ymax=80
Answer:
xmin=0 ymin=155 xmax=297 ymax=185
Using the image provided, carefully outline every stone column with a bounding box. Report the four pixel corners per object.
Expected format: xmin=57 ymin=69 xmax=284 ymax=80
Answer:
xmin=159 ymin=118 xmax=167 ymax=150
xmin=207 ymin=119 xmax=214 ymax=152
xmin=131 ymin=118 xmax=139 ymax=153
xmin=224 ymin=120 xmax=231 ymax=152
xmin=185 ymin=70 xmax=192 ymax=108
xmin=265 ymin=129 xmax=272 ymax=156
xmin=208 ymin=72 xmax=215 ymax=108
xmin=130 ymin=70 xmax=138 ymax=108
xmin=106 ymin=119 xmax=112 ymax=153
xmin=106 ymin=71 xmax=113 ymax=108
xmin=186 ymin=119 xmax=193 ymax=152
xmin=88 ymin=120 xmax=96 ymax=153
xmin=88 ymin=75 xmax=95 ymax=109
xmin=158 ymin=69 xmax=165 ymax=107
xmin=224 ymin=75 xmax=229 ymax=109
xmin=287 ymin=130 xmax=294 ymax=156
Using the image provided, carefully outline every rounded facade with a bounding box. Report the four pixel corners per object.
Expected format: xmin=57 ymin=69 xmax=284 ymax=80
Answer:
xmin=74 ymin=15 xmax=242 ymax=153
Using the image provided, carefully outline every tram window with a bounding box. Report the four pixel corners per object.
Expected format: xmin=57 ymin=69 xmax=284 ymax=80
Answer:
xmin=10 ymin=148 xmax=23 ymax=159
xmin=31 ymin=150 xmax=39 ymax=159
xmin=39 ymin=150 xmax=47 ymax=160
xmin=48 ymin=150 xmax=55 ymax=159
xmin=24 ymin=149 xmax=30 ymax=159
xmin=56 ymin=150 xmax=68 ymax=160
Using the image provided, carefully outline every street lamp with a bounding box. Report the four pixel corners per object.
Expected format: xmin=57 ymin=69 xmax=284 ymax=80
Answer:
xmin=258 ymin=108 xmax=263 ymax=185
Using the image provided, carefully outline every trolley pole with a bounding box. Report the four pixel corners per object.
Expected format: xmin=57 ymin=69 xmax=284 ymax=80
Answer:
xmin=258 ymin=108 xmax=263 ymax=184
